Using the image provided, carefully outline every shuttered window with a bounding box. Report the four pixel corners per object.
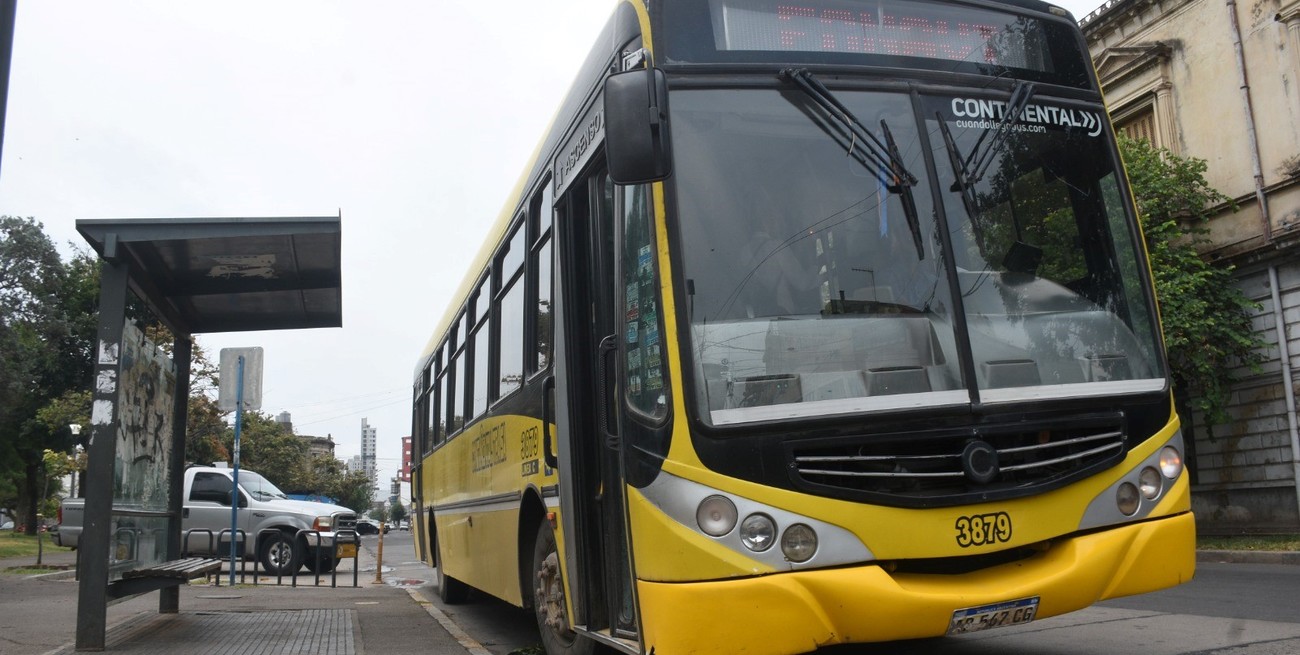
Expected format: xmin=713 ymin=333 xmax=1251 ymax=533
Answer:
xmin=1117 ymin=108 xmax=1157 ymax=146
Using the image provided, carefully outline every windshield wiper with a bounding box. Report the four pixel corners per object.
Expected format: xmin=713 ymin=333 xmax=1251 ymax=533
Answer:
xmin=780 ymin=68 xmax=924 ymax=259
xmin=880 ymin=120 xmax=925 ymax=261
xmin=937 ymin=81 xmax=1035 ymax=237
xmin=966 ymin=81 xmax=1036 ymax=185
xmin=936 ymin=117 xmax=982 ymax=232
xmin=942 ymin=81 xmax=1037 ymax=193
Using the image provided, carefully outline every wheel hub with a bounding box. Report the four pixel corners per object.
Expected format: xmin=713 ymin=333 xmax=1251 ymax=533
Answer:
xmin=535 ymin=552 xmax=570 ymax=633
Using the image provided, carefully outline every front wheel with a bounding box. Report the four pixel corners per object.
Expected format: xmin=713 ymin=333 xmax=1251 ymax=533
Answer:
xmin=258 ymin=532 xmax=301 ymax=576
xmin=303 ymin=554 xmax=337 ymax=574
xmin=532 ymin=521 xmax=594 ymax=655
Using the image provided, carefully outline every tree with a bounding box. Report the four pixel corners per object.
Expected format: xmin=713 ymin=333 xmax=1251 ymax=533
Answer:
xmin=185 ymin=394 xmax=230 ymax=468
xmin=1119 ymin=136 xmax=1266 ymax=435
xmin=389 ymin=502 xmax=407 ymax=525
xmin=218 ymin=410 xmax=312 ymax=489
xmin=0 ymin=217 xmax=98 ymax=533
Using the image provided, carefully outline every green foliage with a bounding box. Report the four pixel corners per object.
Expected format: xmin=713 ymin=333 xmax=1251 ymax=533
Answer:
xmin=368 ymin=508 xmax=386 ymax=522
xmin=1119 ymin=136 xmax=1266 ymax=433
xmin=389 ymin=503 xmax=407 ymax=524
xmin=223 ymin=411 xmax=312 ymax=488
xmin=0 ymin=217 xmax=98 ymax=532
xmin=185 ymin=394 xmax=230 ymax=468
xmin=311 ymin=463 xmax=374 ymax=514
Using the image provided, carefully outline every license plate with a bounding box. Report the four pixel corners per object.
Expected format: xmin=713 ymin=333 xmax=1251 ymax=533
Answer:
xmin=948 ymin=596 xmax=1039 ymax=635
xmin=336 ymin=543 xmax=357 ymax=559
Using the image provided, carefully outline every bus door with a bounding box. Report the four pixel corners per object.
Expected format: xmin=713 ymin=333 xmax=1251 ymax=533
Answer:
xmin=554 ymin=158 xmax=638 ymax=642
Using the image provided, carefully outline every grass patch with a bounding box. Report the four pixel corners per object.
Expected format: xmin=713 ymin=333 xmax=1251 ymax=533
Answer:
xmin=0 ymin=533 xmax=49 ymax=559
xmin=1197 ymin=534 xmax=1300 ymax=551
xmin=4 ymin=565 xmax=71 ymax=575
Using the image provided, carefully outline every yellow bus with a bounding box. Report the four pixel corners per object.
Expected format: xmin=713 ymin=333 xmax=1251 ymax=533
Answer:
xmin=410 ymin=1 xmax=1194 ymax=653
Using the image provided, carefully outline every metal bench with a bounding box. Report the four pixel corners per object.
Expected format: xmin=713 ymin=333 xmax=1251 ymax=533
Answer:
xmin=107 ymin=557 xmax=222 ymax=599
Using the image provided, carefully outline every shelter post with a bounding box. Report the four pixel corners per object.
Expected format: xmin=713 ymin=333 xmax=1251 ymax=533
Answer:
xmin=75 ymin=256 xmax=130 ymax=651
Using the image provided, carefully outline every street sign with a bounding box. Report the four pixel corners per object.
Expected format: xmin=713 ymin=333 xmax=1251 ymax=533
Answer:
xmin=217 ymin=347 xmax=264 ymax=411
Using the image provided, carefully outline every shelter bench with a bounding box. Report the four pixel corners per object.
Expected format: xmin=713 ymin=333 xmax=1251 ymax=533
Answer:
xmin=106 ymin=557 xmax=222 ymax=599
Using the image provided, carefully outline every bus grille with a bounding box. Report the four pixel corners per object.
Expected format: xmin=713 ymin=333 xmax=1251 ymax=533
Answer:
xmin=788 ymin=420 xmax=1127 ymax=507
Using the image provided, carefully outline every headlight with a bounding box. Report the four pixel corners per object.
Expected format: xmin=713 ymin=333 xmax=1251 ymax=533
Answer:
xmin=1159 ymin=446 xmax=1183 ymax=479
xmin=312 ymin=516 xmax=333 ymax=531
xmin=739 ymin=514 xmax=776 ymax=552
xmin=781 ymin=524 xmax=818 ymax=562
xmin=1138 ymin=467 xmax=1163 ymax=499
xmin=1116 ymin=482 xmax=1140 ymax=516
xmin=697 ymin=495 xmax=738 ymax=537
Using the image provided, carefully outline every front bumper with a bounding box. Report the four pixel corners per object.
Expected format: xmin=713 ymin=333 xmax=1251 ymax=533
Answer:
xmin=638 ymin=511 xmax=1195 ymax=655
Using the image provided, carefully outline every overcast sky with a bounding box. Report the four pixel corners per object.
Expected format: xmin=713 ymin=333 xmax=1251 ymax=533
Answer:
xmin=0 ymin=0 xmax=1107 ymax=495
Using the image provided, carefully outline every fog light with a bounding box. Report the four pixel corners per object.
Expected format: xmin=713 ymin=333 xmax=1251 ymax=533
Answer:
xmin=1159 ymin=446 xmax=1183 ymax=479
xmin=1116 ymin=482 xmax=1140 ymax=516
xmin=1139 ymin=467 xmax=1162 ymax=499
xmin=739 ymin=514 xmax=776 ymax=552
xmin=781 ymin=524 xmax=818 ymax=562
xmin=697 ymin=495 xmax=738 ymax=537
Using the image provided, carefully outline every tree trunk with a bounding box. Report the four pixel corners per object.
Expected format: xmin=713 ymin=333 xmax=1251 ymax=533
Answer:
xmin=22 ymin=460 xmax=40 ymax=533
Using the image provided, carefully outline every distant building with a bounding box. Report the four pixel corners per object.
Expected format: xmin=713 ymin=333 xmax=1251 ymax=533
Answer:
xmin=303 ymin=434 xmax=335 ymax=460
xmin=361 ymin=418 xmax=377 ymax=484
xmin=400 ymin=436 xmax=412 ymax=482
xmin=274 ymin=412 xmax=335 ymax=460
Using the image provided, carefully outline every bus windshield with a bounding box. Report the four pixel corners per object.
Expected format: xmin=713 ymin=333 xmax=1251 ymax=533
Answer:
xmin=673 ymin=87 xmax=1165 ymax=427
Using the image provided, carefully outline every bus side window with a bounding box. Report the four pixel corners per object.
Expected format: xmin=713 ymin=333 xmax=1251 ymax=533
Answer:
xmin=496 ymin=223 xmax=527 ymax=399
xmin=530 ymin=180 xmax=555 ymax=375
xmin=449 ymin=322 xmax=465 ymax=435
xmin=430 ymin=348 xmax=444 ymax=448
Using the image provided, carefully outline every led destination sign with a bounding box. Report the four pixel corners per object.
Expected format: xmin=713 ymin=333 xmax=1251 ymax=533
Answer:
xmin=711 ymin=0 xmax=1055 ymax=72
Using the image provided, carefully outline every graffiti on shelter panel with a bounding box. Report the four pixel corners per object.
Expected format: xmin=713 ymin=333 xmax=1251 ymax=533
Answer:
xmin=113 ymin=321 xmax=177 ymax=511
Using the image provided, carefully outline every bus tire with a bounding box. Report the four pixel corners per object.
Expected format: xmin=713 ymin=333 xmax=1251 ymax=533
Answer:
xmin=532 ymin=521 xmax=594 ymax=655
xmin=434 ymin=531 xmax=469 ymax=604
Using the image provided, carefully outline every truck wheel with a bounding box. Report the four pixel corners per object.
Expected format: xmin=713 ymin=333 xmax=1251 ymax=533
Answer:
xmin=258 ymin=533 xmax=301 ymax=576
xmin=433 ymin=530 xmax=469 ymax=603
xmin=304 ymin=555 xmax=337 ymax=574
xmin=532 ymin=521 xmax=593 ymax=655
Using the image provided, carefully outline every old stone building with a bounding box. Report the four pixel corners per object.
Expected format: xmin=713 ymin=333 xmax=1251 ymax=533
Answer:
xmin=1082 ymin=0 xmax=1300 ymax=530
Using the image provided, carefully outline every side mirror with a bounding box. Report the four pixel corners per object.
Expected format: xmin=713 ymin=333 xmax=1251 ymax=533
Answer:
xmin=605 ymin=67 xmax=672 ymax=184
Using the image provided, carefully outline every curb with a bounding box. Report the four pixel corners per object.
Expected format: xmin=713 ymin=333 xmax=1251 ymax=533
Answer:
xmin=1196 ymin=549 xmax=1300 ymax=565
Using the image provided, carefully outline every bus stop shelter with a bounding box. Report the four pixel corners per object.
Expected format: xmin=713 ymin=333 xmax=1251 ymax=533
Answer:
xmin=73 ymin=216 xmax=342 ymax=651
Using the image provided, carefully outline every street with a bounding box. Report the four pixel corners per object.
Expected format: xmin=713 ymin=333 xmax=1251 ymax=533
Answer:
xmin=375 ymin=532 xmax=1300 ymax=655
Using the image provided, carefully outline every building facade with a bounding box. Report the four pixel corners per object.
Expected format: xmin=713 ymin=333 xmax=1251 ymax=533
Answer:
xmin=1083 ymin=0 xmax=1300 ymax=530
xmin=400 ymin=436 xmax=412 ymax=483
xmin=360 ymin=417 xmax=377 ymax=485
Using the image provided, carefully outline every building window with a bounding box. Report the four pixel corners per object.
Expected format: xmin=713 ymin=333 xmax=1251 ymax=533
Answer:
xmin=1116 ymin=106 xmax=1158 ymax=145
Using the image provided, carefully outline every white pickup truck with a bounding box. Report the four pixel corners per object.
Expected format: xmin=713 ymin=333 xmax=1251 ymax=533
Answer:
xmin=56 ymin=466 xmax=358 ymax=575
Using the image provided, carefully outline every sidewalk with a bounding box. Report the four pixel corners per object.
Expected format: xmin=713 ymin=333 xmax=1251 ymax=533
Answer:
xmin=2 ymin=541 xmax=1295 ymax=654
xmin=0 ymin=543 xmax=474 ymax=655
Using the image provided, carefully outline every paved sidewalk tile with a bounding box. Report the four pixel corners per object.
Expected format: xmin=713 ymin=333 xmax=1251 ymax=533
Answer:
xmin=46 ymin=609 xmax=358 ymax=655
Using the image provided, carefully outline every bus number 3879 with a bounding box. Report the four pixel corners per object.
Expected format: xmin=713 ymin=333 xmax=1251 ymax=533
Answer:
xmin=954 ymin=512 xmax=1013 ymax=548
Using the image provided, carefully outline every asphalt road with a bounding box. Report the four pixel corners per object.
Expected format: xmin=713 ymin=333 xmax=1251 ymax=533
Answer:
xmin=378 ymin=532 xmax=1300 ymax=655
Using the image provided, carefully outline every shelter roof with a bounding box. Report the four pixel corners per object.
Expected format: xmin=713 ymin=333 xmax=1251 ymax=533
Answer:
xmin=76 ymin=216 xmax=342 ymax=335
